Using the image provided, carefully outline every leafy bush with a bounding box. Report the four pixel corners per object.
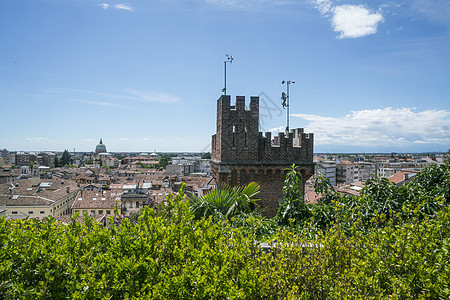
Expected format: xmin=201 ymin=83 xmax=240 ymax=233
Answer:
xmin=2 ymin=206 xmax=449 ymax=298
xmin=1 ymin=161 xmax=449 ymax=298
xmin=276 ymin=164 xmax=312 ymax=226
xmin=280 ymin=160 xmax=450 ymax=235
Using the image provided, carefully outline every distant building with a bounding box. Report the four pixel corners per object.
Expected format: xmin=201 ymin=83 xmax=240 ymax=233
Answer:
xmin=95 ymin=139 xmax=107 ymax=154
xmin=0 ymin=169 xmax=81 ymax=219
xmin=120 ymin=184 xmax=153 ymax=216
xmin=315 ymin=163 xmax=336 ymax=186
xmin=36 ymin=152 xmax=55 ymax=167
xmin=0 ymin=149 xmax=8 ymax=160
xmin=14 ymin=152 xmax=36 ymax=167
xmin=388 ymin=170 xmax=419 ymax=187
xmin=103 ymin=156 xmax=120 ymax=168
xmin=166 ymin=164 xmax=196 ymax=176
xmin=336 ymin=160 xmax=358 ymax=185
xmin=0 ymin=167 xmax=21 ymax=184
xmin=167 ymin=155 xmax=211 ymax=176
xmin=378 ymin=167 xmax=398 ymax=178
xmin=71 ymin=190 xmax=121 ymax=216
xmin=356 ymin=162 xmax=376 ymax=181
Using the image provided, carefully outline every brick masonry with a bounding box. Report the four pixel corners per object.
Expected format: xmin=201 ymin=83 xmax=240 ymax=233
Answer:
xmin=211 ymin=95 xmax=315 ymax=217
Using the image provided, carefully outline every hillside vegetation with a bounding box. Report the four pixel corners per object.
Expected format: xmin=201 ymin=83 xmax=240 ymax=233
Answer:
xmin=0 ymin=161 xmax=449 ymax=299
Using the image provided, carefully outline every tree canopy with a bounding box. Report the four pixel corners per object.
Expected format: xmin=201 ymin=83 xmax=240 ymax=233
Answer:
xmin=60 ymin=150 xmax=72 ymax=166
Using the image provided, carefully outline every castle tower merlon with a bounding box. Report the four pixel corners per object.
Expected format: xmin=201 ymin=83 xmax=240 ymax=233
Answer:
xmin=236 ymin=96 xmax=245 ymax=111
xmin=265 ymin=132 xmax=271 ymax=140
xmin=217 ymin=95 xmax=230 ymax=131
xmin=286 ymin=132 xmax=294 ymax=147
xmin=250 ymin=96 xmax=259 ymax=117
xmin=218 ymin=95 xmax=231 ymax=114
xmin=278 ymin=132 xmax=285 ymax=143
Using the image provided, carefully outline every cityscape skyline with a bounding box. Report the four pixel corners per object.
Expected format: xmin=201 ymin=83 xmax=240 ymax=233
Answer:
xmin=1 ymin=0 xmax=449 ymax=153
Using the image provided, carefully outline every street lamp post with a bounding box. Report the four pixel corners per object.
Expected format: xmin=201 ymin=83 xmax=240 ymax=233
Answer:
xmin=281 ymin=80 xmax=295 ymax=133
xmin=223 ymin=54 xmax=233 ymax=95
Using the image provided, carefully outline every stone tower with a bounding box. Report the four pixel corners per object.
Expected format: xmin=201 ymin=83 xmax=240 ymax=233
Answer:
xmin=211 ymin=95 xmax=315 ymax=217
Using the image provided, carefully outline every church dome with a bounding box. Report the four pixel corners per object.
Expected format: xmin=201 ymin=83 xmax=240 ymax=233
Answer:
xmin=95 ymin=139 xmax=107 ymax=154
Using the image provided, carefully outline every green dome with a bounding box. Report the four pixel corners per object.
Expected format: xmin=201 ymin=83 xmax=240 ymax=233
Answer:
xmin=95 ymin=139 xmax=107 ymax=154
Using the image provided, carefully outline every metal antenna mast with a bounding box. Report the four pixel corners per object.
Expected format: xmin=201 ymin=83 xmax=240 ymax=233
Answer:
xmin=222 ymin=54 xmax=233 ymax=95
xmin=281 ymin=80 xmax=295 ymax=133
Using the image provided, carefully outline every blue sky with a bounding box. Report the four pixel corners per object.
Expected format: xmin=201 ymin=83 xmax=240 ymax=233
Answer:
xmin=1 ymin=0 xmax=449 ymax=153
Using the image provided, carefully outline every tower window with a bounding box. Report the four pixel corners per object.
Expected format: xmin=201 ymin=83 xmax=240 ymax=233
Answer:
xmin=244 ymin=126 xmax=248 ymax=148
xmin=232 ymin=125 xmax=236 ymax=148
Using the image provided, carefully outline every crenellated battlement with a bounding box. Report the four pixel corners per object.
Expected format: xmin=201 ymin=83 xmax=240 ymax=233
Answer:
xmin=258 ymin=128 xmax=314 ymax=163
xmin=211 ymin=94 xmax=315 ymax=217
xmin=212 ymin=95 xmax=313 ymax=164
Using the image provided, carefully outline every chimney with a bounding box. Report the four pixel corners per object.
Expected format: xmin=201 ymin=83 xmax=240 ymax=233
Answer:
xmin=66 ymin=186 xmax=70 ymax=193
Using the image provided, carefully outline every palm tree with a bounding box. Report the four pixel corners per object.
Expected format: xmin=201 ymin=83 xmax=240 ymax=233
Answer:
xmin=189 ymin=182 xmax=260 ymax=219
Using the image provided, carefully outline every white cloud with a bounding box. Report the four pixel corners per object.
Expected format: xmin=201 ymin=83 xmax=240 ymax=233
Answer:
xmin=332 ymin=5 xmax=384 ymax=38
xmin=127 ymin=90 xmax=180 ymax=103
xmin=99 ymin=3 xmax=134 ymax=12
xmin=120 ymin=138 xmax=129 ymax=141
xmin=26 ymin=137 xmax=53 ymax=144
xmin=313 ymin=0 xmax=333 ymax=15
xmin=270 ymin=126 xmax=286 ymax=133
xmin=290 ymin=107 xmax=450 ymax=148
xmin=312 ymin=1 xmax=384 ymax=38
xmin=114 ymin=4 xmax=134 ymax=11
xmin=26 ymin=137 xmax=51 ymax=142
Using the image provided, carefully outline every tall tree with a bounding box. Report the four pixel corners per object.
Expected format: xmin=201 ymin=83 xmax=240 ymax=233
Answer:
xmin=60 ymin=150 xmax=71 ymax=166
xmin=158 ymin=155 xmax=171 ymax=169
xmin=53 ymin=156 xmax=59 ymax=168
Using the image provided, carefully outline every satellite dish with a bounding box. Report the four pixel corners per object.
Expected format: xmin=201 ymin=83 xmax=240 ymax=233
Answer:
xmin=281 ymin=80 xmax=285 ymax=84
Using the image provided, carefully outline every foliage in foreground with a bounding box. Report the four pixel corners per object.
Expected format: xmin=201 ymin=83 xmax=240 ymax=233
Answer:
xmin=1 ymin=161 xmax=449 ymax=299
xmin=273 ymin=161 xmax=450 ymax=235
xmin=188 ymin=182 xmax=260 ymax=220
xmin=1 ymin=183 xmax=450 ymax=299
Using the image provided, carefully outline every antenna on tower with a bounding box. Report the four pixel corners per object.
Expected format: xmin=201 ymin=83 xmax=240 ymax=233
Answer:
xmin=281 ymin=80 xmax=295 ymax=133
xmin=223 ymin=54 xmax=234 ymax=95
